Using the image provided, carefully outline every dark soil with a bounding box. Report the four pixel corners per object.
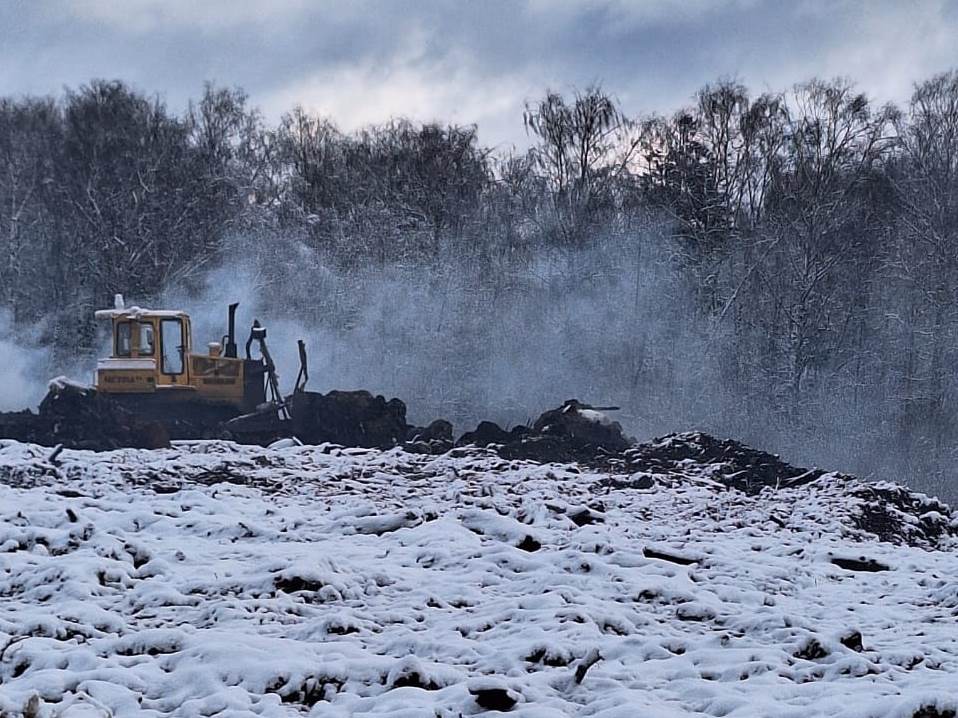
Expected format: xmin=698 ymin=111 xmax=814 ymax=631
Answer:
xmin=0 ymin=382 xmax=169 ymax=451
xmin=624 ymin=432 xmax=827 ymax=495
xmin=847 ymin=482 xmax=953 ymax=547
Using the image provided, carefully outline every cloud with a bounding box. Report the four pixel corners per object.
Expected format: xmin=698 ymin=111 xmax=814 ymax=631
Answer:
xmin=810 ymin=0 xmax=957 ymax=105
xmin=0 ymin=0 xmax=956 ymax=145
xmin=579 ymin=0 xmax=761 ymax=30
xmin=64 ymin=0 xmax=315 ymax=33
xmin=263 ymin=44 xmax=534 ymax=149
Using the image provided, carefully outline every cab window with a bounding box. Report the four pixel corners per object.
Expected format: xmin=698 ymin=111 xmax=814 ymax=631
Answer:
xmin=160 ymin=318 xmax=184 ymax=375
xmin=116 ymin=321 xmax=132 ymax=357
xmin=138 ymin=322 xmax=155 ymax=356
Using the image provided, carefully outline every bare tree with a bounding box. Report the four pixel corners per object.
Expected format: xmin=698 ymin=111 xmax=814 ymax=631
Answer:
xmin=0 ymin=98 xmax=61 ymax=318
xmin=524 ymin=85 xmax=624 ymax=242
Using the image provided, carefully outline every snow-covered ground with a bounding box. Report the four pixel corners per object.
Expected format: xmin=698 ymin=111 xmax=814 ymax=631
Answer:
xmin=0 ymin=439 xmax=956 ymax=717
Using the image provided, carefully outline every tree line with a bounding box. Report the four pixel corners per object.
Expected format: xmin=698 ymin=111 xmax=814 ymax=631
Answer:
xmin=2 ymin=74 xmax=958 ymax=495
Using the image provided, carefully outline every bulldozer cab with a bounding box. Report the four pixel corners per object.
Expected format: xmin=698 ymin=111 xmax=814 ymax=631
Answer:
xmin=95 ymin=308 xmax=193 ymax=391
xmin=94 ymin=296 xmax=266 ymax=411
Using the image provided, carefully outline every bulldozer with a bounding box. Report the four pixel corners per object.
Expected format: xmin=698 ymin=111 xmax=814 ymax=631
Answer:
xmin=94 ymin=295 xmax=308 ymax=440
xmin=0 ymin=295 xmax=409 ymax=450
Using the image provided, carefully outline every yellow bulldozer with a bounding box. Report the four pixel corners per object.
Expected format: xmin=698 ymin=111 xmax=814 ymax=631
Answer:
xmin=93 ymin=295 xmax=307 ymax=439
xmin=0 ymin=295 xmax=410 ymax=450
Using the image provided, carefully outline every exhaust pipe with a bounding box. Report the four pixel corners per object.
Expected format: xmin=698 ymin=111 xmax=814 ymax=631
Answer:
xmin=225 ymin=302 xmax=239 ymax=358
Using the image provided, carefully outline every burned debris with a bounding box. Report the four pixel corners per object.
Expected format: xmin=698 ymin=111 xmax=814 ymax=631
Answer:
xmin=290 ymin=390 xmax=408 ymax=449
xmin=0 ymin=380 xmax=169 ymax=451
xmin=454 ymin=400 xmax=633 ymax=464
xmin=623 ymin=432 xmax=829 ymax=495
xmin=0 ymin=387 xmax=638 ymax=463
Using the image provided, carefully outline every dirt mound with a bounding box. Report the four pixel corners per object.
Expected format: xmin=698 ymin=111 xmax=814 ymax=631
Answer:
xmin=2 ymin=390 xmax=635 ymax=462
xmin=290 ymin=390 xmax=408 ymax=449
xmin=609 ymin=432 xmax=957 ymax=548
xmin=847 ymin=482 xmax=955 ymax=547
xmin=0 ymin=380 xmax=169 ymax=450
xmin=2 ymin=385 xmax=412 ymax=452
xmin=625 ymin=432 xmax=827 ymax=495
xmin=404 ymin=419 xmax=454 ymax=454
xmin=455 ymin=400 xmax=633 ymax=463
xmin=3 ymin=387 xmax=954 ymax=549
xmin=0 ymin=409 xmax=44 ymax=444
xmin=532 ymin=400 xmax=633 ymax=452
xmin=457 ymin=421 xmax=526 ymax=447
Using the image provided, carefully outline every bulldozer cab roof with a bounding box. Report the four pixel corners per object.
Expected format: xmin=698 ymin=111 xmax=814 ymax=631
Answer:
xmin=95 ymin=307 xmax=190 ymax=321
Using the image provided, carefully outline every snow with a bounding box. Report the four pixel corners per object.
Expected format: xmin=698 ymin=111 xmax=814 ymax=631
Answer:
xmin=0 ymin=439 xmax=956 ymax=717
xmin=93 ymin=307 xmax=188 ymax=320
xmin=47 ymin=376 xmax=94 ymax=393
xmin=576 ymin=409 xmax=615 ymax=427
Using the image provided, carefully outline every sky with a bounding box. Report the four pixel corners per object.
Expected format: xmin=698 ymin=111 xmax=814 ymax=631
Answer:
xmin=1 ymin=0 xmax=957 ymax=149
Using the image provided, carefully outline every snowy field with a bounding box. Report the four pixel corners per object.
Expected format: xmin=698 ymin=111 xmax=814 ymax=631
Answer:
xmin=1 ymin=439 xmax=957 ymax=717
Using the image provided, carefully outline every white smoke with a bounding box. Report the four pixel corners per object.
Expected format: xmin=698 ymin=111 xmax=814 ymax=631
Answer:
xmin=6 ymin=228 xmax=949 ymax=504
xmin=0 ymin=310 xmax=49 ymax=411
xmin=153 ymin=230 xmax=958 ymax=504
xmin=157 ymin=230 xmax=722 ymax=434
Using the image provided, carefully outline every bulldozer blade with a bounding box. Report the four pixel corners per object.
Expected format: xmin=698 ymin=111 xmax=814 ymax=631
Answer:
xmin=221 ymin=403 xmax=290 ymax=444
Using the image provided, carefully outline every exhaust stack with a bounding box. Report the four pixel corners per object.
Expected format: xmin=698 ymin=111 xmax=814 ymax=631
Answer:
xmin=225 ymin=303 xmax=239 ymax=358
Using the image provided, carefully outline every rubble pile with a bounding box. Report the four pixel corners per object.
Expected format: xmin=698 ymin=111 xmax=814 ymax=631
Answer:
xmin=404 ymin=418 xmax=454 ymax=454
xmin=291 ymin=390 xmax=409 ymax=449
xmin=454 ymin=399 xmax=633 ymax=464
xmin=623 ymin=431 xmax=828 ymax=494
xmin=0 ymin=380 xmax=169 ymax=450
xmin=0 ymin=384 xmax=414 ymax=452
xmin=0 ymin=388 xmax=637 ymax=461
xmin=846 ymin=481 xmax=955 ymax=547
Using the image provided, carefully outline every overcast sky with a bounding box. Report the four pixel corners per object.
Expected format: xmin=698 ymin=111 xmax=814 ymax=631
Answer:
xmin=1 ymin=0 xmax=956 ymax=148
